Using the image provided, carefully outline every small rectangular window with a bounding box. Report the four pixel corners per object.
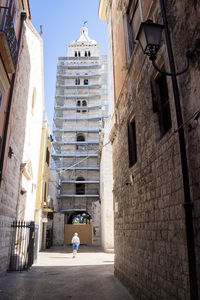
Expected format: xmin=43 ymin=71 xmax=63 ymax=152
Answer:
xmin=123 ymin=0 xmax=138 ymax=63
xmin=44 ymin=182 xmax=47 ymax=203
xmin=46 ymin=148 xmax=50 ymax=166
xmin=84 ymin=79 xmax=89 ymax=85
xmin=128 ymin=119 xmax=137 ymax=168
xmin=75 ymin=78 xmax=80 ymax=85
xmin=0 ymin=90 xmax=3 ymax=109
xmin=8 ymin=0 xmax=17 ymax=22
xmin=151 ymin=74 xmax=172 ymax=137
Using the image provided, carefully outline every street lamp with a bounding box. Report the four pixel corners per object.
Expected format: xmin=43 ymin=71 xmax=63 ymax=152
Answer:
xmin=136 ymin=1 xmax=198 ymax=299
xmin=136 ymin=20 xmax=164 ymax=60
xmin=136 ymin=19 xmax=194 ymax=76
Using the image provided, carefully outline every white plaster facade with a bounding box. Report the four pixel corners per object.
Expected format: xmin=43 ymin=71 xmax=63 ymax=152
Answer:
xmin=16 ymin=21 xmax=44 ymax=221
xmin=99 ymin=118 xmax=114 ymax=251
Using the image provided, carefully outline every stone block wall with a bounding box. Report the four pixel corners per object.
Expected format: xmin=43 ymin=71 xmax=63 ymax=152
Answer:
xmin=53 ymin=213 xmax=64 ymax=246
xmin=0 ymin=21 xmax=44 ymax=275
xmin=102 ymin=0 xmax=200 ymax=299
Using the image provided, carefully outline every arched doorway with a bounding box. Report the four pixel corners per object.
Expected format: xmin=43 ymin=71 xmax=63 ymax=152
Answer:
xmin=64 ymin=211 xmax=92 ymax=245
xmin=68 ymin=211 xmax=91 ymax=224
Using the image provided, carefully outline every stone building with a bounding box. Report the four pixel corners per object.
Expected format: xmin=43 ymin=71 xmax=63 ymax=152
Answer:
xmin=52 ymin=26 xmax=108 ymax=246
xmin=0 ymin=1 xmax=44 ymax=275
xmin=35 ymin=118 xmax=53 ymax=251
xmin=99 ymin=0 xmax=200 ymax=299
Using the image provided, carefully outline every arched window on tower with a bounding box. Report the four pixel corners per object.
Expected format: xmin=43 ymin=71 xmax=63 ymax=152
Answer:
xmin=75 ymin=51 xmax=77 ymax=57
xmin=77 ymin=134 xmax=85 ymax=142
xmin=77 ymin=100 xmax=81 ymax=106
xmin=75 ymin=78 xmax=80 ymax=85
xmin=88 ymin=51 xmax=91 ymax=57
xmin=82 ymin=100 xmax=87 ymax=106
xmin=85 ymin=51 xmax=87 ymax=57
xmin=78 ymin=51 xmax=81 ymax=57
xmin=84 ymin=79 xmax=89 ymax=85
xmin=76 ymin=177 xmax=85 ymax=195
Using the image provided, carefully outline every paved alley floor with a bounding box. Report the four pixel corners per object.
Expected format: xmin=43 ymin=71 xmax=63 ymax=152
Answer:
xmin=0 ymin=246 xmax=133 ymax=300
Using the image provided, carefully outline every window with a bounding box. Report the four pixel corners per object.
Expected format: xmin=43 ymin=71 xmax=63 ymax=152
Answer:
xmin=85 ymin=51 xmax=87 ymax=57
xmin=77 ymin=134 xmax=85 ymax=142
xmin=76 ymin=109 xmax=81 ymax=113
xmin=77 ymin=100 xmax=81 ymax=106
xmin=84 ymin=79 xmax=89 ymax=85
xmin=46 ymin=147 xmax=50 ymax=166
xmin=76 ymin=145 xmax=86 ymax=150
xmin=82 ymin=110 xmax=87 ymax=113
xmin=151 ymin=74 xmax=172 ymax=137
xmin=88 ymin=51 xmax=91 ymax=57
xmin=123 ymin=0 xmax=139 ymax=63
xmin=0 ymin=90 xmax=3 ymax=109
xmin=128 ymin=119 xmax=137 ymax=168
xmin=75 ymin=51 xmax=77 ymax=57
xmin=8 ymin=0 xmax=17 ymax=22
xmin=75 ymin=78 xmax=80 ymax=85
xmin=76 ymin=177 xmax=85 ymax=195
xmin=44 ymin=182 xmax=47 ymax=203
xmin=0 ymin=136 xmax=2 ymax=159
xmin=78 ymin=51 xmax=81 ymax=57
xmin=82 ymin=100 xmax=87 ymax=106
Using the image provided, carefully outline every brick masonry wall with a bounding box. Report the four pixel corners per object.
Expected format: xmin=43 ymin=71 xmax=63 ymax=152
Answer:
xmin=108 ymin=0 xmax=200 ymax=299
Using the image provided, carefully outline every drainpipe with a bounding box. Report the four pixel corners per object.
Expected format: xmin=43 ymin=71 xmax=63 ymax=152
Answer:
xmin=0 ymin=12 xmax=27 ymax=184
xmin=159 ymin=0 xmax=198 ymax=299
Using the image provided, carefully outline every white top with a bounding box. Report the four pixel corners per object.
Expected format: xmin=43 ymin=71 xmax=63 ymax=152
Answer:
xmin=73 ymin=26 xmax=97 ymax=45
xmin=72 ymin=236 xmax=80 ymax=244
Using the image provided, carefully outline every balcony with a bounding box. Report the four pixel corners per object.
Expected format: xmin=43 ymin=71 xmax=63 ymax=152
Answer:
xmin=53 ymin=127 xmax=100 ymax=133
xmin=57 ymin=73 xmax=101 ymax=79
xmin=61 ymin=180 xmax=100 ymax=184
xmin=55 ymin=94 xmax=101 ymax=99
xmin=54 ymin=115 xmax=102 ymax=121
xmin=54 ymin=104 xmax=104 ymax=110
xmin=59 ymin=194 xmax=99 ymax=198
xmin=53 ymin=140 xmax=99 ymax=145
xmin=55 ymin=166 xmax=100 ymax=171
xmin=52 ymin=153 xmax=98 ymax=158
xmin=0 ymin=7 xmax=18 ymax=73
xmin=56 ymin=83 xmax=101 ymax=89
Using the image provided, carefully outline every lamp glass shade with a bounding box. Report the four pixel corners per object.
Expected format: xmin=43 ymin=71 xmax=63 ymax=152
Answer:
xmin=136 ymin=21 xmax=164 ymax=56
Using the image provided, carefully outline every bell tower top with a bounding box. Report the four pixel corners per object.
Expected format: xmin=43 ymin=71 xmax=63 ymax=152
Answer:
xmin=67 ymin=26 xmax=99 ymax=57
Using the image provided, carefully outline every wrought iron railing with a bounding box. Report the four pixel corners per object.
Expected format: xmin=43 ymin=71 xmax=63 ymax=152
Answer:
xmin=9 ymin=221 xmax=38 ymax=271
xmin=0 ymin=7 xmax=18 ymax=69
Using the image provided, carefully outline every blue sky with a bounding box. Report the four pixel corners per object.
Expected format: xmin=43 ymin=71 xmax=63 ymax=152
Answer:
xmin=30 ymin=0 xmax=108 ymax=130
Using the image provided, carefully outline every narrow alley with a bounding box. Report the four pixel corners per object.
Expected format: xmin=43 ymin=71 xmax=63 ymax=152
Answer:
xmin=0 ymin=246 xmax=133 ymax=300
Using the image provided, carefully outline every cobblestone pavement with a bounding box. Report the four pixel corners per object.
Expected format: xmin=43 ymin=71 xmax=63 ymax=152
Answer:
xmin=0 ymin=246 xmax=133 ymax=300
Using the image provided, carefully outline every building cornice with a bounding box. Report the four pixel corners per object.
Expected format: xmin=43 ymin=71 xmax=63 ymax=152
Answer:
xmin=98 ymin=0 xmax=110 ymax=22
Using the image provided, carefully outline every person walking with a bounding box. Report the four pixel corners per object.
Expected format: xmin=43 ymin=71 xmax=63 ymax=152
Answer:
xmin=72 ymin=233 xmax=80 ymax=258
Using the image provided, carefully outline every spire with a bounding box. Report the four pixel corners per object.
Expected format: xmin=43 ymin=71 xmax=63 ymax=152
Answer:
xmin=70 ymin=26 xmax=97 ymax=45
